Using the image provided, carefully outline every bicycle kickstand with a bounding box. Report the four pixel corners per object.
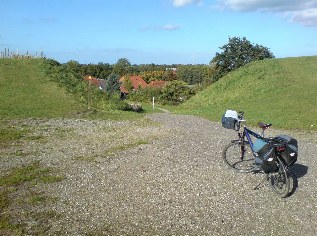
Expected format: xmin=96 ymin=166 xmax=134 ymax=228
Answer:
xmin=253 ymin=174 xmax=269 ymax=190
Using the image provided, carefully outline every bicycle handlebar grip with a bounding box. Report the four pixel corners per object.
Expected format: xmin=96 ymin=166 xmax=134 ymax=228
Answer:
xmin=238 ymin=111 xmax=244 ymax=119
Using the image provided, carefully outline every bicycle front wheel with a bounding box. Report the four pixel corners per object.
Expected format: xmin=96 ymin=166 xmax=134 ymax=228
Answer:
xmin=268 ymin=157 xmax=290 ymax=198
xmin=222 ymin=141 xmax=257 ymax=173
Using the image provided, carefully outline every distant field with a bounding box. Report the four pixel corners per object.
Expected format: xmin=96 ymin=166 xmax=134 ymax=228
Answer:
xmin=0 ymin=58 xmax=83 ymax=118
xmin=176 ymin=56 xmax=317 ymax=131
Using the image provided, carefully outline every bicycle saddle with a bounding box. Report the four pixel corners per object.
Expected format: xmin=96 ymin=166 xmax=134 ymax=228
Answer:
xmin=258 ymin=122 xmax=272 ymax=130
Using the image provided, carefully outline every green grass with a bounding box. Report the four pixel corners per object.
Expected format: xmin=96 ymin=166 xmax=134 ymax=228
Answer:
xmin=130 ymin=102 xmax=175 ymax=113
xmin=0 ymin=161 xmax=64 ymax=234
xmin=0 ymin=58 xmax=84 ymax=118
xmin=0 ymin=161 xmax=64 ymax=187
xmin=176 ymin=56 xmax=317 ymax=131
xmin=0 ymin=58 xmax=162 ymax=121
xmin=105 ymin=139 xmax=150 ymax=157
xmin=0 ymin=125 xmax=28 ymax=148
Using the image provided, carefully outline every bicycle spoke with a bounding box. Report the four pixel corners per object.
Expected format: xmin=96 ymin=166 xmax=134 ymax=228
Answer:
xmin=222 ymin=142 xmax=256 ymax=173
xmin=268 ymin=159 xmax=290 ymax=197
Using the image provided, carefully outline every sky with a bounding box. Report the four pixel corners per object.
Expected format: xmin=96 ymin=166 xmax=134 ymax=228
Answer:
xmin=1 ymin=0 xmax=317 ymax=65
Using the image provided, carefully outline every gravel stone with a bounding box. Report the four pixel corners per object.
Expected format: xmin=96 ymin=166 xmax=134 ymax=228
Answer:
xmin=1 ymin=113 xmax=316 ymax=235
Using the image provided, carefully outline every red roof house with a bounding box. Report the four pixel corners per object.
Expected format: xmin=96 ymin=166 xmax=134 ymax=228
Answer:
xmin=83 ymin=75 xmax=105 ymax=90
xmin=119 ymin=75 xmax=148 ymax=94
xmin=83 ymin=75 xmax=99 ymax=86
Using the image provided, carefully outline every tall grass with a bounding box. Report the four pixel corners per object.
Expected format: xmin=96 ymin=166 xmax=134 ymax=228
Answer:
xmin=176 ymin=56 xmax=317 ymax=131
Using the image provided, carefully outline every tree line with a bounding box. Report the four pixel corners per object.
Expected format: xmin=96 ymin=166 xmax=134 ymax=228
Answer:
xmin=62 ymin=58 xmax=214 ymax=86
xmin=27 ymin=36 xmax=276 ymax=109
xmin=40 ymin=58 xmax=203 ymax=106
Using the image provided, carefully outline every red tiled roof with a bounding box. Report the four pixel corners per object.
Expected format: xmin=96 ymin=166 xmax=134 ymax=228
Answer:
xmin=83 ymin=75 xmax=100 ymax=86
xmin=119 ymin=76 xmax=168 ymax=94
xmin=120 ymin=75 xmax=148 ymax=93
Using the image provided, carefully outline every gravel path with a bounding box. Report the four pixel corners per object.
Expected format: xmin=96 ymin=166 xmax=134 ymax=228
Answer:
xmin=1 ymin=113 xmax=317 ymax=235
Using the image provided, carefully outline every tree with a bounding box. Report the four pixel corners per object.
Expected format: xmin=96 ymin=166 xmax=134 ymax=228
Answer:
xmin=113 ymin=58 xmax=132 ymax=77
xmin=211 ymin=36 xmax=274 ymax=81
xmin=140 ymin=70 xmax=165 ymax=83
xmin=162 ymin=69 xmax=177 ymax=81
xmin=96 ymin=62 xmax=113 ymax=79
xmin=105 ymin=73 xmax=120 ymax=94
xmin=81 ymin=63 xmax=100 ymax=77
xmin=65 ymin=60 xmax=81 ymax=74
xmin=176 ymin=65 xmax=214 ymax=85
xmin=122 ymin=76 xmax=134 ymax=93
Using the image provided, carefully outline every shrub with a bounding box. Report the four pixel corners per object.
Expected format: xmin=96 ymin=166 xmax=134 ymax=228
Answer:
xmin=160 ymin=81 xmax=196 ymax=105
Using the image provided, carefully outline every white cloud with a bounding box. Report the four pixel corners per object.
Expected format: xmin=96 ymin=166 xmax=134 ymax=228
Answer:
xmin=172 ymin=0 xmax=317 ymax=26
xmin=139 ymin=24 xmax=180 ymax=31
xmin=172 ymin=0 xmax=201 ymax=7
xmin=290 ymin=8 xmax=317 ymax=26
xmin=23 ymin=16 xmax=58 ymax=25
xmin=220 ymin=0 xmax=305 ymax=11
xmin=161 ymin=24 xmax=180 ymax=30
xmin=219 ymin=0 xmax=317 ymax=26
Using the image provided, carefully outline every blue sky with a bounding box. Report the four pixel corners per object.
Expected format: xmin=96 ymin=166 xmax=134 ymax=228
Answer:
xmin=1 ymin=0 xmax=317 ymax=65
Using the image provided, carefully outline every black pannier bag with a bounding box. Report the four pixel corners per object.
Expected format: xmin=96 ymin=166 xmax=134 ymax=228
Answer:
xmin=253 ymin=139 xmax=277 ymax=173
xmin=276 ymin=135 xmax=298 ymax=166
xmin=222 ymin=110 xmax=238 ymax=130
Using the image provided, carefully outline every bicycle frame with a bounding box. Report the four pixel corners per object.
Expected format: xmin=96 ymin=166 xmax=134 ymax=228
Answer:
xmin=237 ymin=124 xmax=265 ymax=157
xmin=238 ymin=124 xmax=287 ymax=163
xmin=244 ymin=127 xmax=263 ymax=150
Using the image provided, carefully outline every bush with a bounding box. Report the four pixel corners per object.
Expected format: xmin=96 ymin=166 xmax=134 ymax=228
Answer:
xmin=160 ymin=81 xmax=196 ymax=105
xmin=127 ymin=87 xmax=162 ymax=103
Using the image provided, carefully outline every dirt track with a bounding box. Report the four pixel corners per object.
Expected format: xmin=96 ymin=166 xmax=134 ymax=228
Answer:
xmin=1 ymin=113 xmax=317 ymax=235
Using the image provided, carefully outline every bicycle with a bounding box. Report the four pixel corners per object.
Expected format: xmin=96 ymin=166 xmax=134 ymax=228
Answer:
xmin=221 ymin=110 xmax=298 ymax=198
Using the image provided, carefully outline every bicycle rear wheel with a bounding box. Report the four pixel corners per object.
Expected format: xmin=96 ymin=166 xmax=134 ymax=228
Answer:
xmin=268 ymin=157 xmax=290 ymax=198
xmin=222 ymin=141 xmax=257 ymax=173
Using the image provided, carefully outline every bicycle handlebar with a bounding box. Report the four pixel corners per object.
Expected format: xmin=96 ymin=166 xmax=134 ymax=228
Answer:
xmin=237 ymin=111 xmax=244 ymax=120
xmin=234 ymin=111 xmax=271 ymax=138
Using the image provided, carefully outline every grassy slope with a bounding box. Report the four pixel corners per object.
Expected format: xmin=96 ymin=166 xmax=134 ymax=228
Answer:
xmin=176 ymin=56 xmax=317 ymax=131
xmin=1 ymin=57 xmax=316 ymax=130
xmin=0 ymin=58 xmax=156 ymax=120
xmin=0 ymin=58 xmax=83 ymax=118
